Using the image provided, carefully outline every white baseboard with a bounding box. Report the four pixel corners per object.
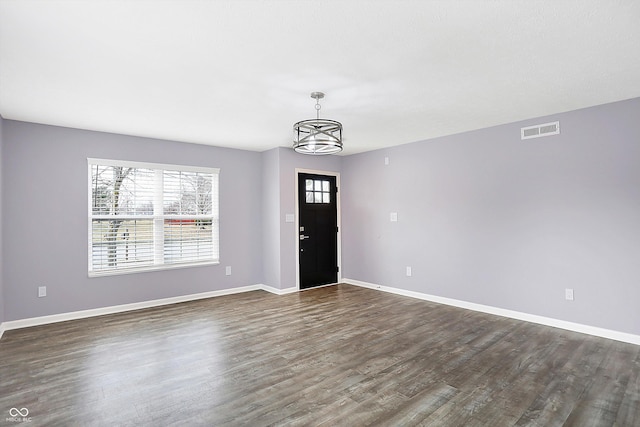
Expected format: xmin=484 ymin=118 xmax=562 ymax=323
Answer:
xmin=261 ymin=285 xmax=298 ymax=295
xmin=342 ymin=278 xmax=640 ymax=346
xmin=5 ymin=279 xmax=637 ymax=347
xmin=1 ymin=284 xmax=289 ymax=333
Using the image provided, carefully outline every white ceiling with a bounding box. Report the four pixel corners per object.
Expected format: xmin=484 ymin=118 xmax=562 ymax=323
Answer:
xmin=1 ymin=1 xmax=639 ymax=155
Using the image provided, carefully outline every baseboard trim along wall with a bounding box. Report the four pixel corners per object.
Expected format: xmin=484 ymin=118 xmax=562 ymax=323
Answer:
xmin=261 ymin=285 xmax=298 ymax=295
xmin=0 ymin=284 xmax=296 ymax=333
xmin=2 ymin=280 xmax=638 ymax=346
xmin=342 ymin=278 xmax=640 ymax=346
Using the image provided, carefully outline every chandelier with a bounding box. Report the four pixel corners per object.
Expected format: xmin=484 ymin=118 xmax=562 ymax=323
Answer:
xmin=293 ymin=92 xmax=343 ymax=155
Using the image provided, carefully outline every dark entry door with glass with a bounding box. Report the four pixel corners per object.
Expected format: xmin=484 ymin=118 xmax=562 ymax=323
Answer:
xmin=298 ymin=173 xmax=338 ymax=289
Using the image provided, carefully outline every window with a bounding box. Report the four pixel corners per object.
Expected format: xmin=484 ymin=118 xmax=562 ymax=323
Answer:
xmin=305 ymin=179 xmax=331 ymax=204
xmin=88 ymin=159 xmax=219 ymax=276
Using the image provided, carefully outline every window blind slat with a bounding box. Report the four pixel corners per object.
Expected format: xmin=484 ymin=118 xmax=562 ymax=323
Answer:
xmin=89 ymin=160 xmax=219 ymax=275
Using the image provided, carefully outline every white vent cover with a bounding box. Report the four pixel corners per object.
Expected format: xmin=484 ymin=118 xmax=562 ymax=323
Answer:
xmin=521 ymin=121 xmax=560 ymax=140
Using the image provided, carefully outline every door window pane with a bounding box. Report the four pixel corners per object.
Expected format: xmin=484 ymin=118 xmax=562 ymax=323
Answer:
xmin=304 ymin=178 xmax=332 ymax=204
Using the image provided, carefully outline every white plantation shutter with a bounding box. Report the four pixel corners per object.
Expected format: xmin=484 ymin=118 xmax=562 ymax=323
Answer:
xmin=88 ymin=159 xmax=219 ymax=276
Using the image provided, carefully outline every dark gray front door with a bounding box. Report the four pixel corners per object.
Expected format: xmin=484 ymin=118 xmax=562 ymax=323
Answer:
xmin=298 ymin=173 xmax=338 ymax=289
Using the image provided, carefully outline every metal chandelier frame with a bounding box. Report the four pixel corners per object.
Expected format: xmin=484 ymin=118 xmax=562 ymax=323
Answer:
xmin=293 ymin=92 xmax=343 ymax=155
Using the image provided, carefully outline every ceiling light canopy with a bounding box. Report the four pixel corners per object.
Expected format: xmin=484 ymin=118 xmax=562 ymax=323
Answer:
xmin=293 ymin=92 xmax=343 ymax=155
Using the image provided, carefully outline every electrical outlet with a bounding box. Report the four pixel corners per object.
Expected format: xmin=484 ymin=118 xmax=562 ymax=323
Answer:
xmin=38 ymin=286 xmax=47 ymax=297
xmin=565 ymin=288 xmax=574 ymax=301
xmin=406 ymin=266 xmax=412 ymax=277
xmin=225 ymin=266 xmax=232 ymax=276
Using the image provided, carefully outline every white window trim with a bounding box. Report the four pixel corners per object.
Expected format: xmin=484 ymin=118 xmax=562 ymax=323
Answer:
xmin=87 ymin=158 xmax=220 ymax=277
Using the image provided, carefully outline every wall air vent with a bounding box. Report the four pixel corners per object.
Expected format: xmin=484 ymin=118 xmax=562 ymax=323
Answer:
xmin=521 ymin=121 xmax=560 ymax=140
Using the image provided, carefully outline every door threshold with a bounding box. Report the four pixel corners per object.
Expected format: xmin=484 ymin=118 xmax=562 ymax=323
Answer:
xmin=299 ymin=282 xmax=341 ymax=292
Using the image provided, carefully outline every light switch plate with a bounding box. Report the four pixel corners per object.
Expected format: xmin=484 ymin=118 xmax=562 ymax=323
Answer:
xmin=390 ymin=212 xmax=398 ymax=222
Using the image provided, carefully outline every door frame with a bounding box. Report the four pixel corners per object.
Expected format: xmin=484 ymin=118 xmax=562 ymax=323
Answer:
xmin=295 ymin=168 xmax=341 ymax=291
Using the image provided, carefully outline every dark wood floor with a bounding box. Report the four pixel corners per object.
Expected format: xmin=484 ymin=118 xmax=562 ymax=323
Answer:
xmin=1 ymin=284 xmax=638 ymax=426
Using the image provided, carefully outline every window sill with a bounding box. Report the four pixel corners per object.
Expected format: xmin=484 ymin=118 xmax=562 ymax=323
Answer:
xmin=88 ymin=260 xmax=220 ymax=278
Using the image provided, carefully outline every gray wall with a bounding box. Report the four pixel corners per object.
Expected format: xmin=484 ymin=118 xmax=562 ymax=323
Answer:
xmin=0 ymin=116 xmax=4 ymax=325
xmin=341 ymin=97 xmax=640 ymax=335
xmin=2 ymin=97 xmax=639 ymax=339
xmin=261 ymin=148 xmax=281 ymax=288
xmin=2 ymin=120 xmax=263 ymax=321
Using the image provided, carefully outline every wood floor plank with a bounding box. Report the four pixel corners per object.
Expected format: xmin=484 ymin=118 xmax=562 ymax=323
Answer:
xmin=1 ymin=284 xmax=638 ymax=426
xmin=513 ymin=336 xmax=610 ymax=426
xmin=562 ymin=340 xmax=636 ymax=427
xmin=370 ymin=381 xmax=459 ymax=426
xmin=613 ymin=345 xmax=640 ymax=425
